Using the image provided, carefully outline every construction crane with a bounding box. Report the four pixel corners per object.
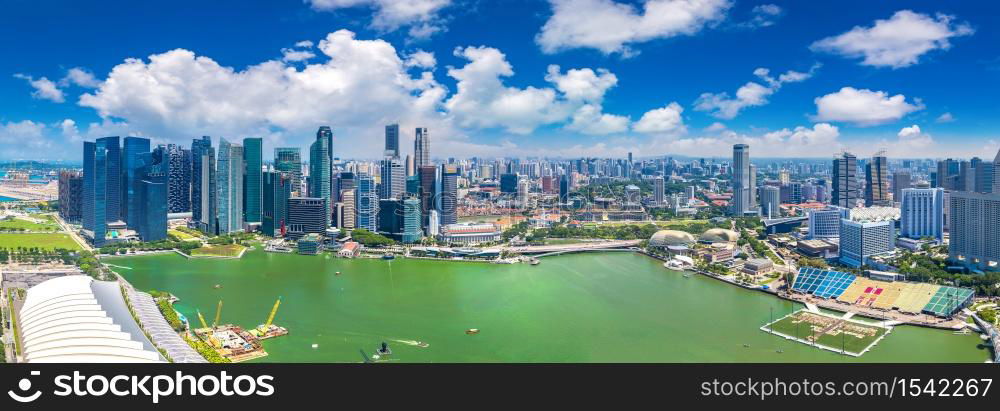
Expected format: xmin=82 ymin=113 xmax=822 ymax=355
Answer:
xmin=212 ymin=300 xmax=223 ymax=328
xmin=259 ymin=297 xmax=282 ymax=333
xmin=196 ymin=310 xmax=209 ymax=330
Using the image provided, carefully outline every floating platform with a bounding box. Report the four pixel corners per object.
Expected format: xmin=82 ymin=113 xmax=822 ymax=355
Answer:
xmin=194 ymin=323 xmax=287 ymax=363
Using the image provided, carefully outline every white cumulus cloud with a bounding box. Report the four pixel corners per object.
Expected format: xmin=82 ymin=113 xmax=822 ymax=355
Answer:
xmin=695 ymin=65 xmax=818 ymax=119
xmin=13 ymin=74 xmax=65 ymax=103
xmin=633 ymin=102 xmax=685 ymax=134
xmin=306 ymin=0 xmax=453 ymax=39
xmin=536 ymin=0 xmax=732 ymax=55
xmin=810 ymin=10 xmax=973 ymax=69
xmin=812 ymin=87 xmax=923 ymax=126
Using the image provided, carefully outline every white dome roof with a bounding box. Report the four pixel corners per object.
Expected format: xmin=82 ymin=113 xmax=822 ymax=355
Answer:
xmin=649 ymin=230 xmax=696 ymax=247
xmin=19 ymin=276 xmax=163 ymax=363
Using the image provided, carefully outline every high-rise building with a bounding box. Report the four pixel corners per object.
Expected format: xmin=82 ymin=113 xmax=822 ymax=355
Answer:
xmin=948 ymin=191 xmax=1000 ymax=270
xmin=136 ymin=152 xmax=167 ymax=242
xmin=760 ymin=186 xmax=781 ymax=219
xmin=730 ymin=144 xmax=752 ymax=216
xmin=262 ymin=171 xmax=291 ymax=238
xmin=832 ymin=152 xmax=858 ymax=208
xmin=653 ymin=176 xmax=665 ymax=206
xmin=779 ymin=182 xmax=802 ymax=204
xmin=891 ymin=171 xmax=912 ymax=203
xmin=414 ymin=127 xmax=430 ymax=167
xmin=439 ymin=165 xmax=458 ymax=226
xmin=243 ymin=137 xmax=263 ymax=224
xmin=286 ymin=197 xmax=327 ymax=240
xmin=83 ymin=138 xmax=119 ymax=246
xmin=405 ymin=154 xmax=414 ymax=177
xmin=379 ymin=157 xmax=405 ymax=200
xmin=191 ymin=136 xmax=216 ymax=234
xmin=839 ymin=217 xmax=896 ymax=268
xmin=807 ymin=206 xmax=845 ymax=239
xmin=216 ymin=138 xmax=244 ymax=234
xmin=122 ymin=136 xmax=150 ymax=228
xmin=500 ymin=173 xmax=518 ymax=195
xmin=417 ymin=165 xmax=436 ymax=227
xmin=865 ymin=153 xmax=889 ymax=206
xmin=935 ymin=159 xmax=960 ymax=190
xmin=385 ymin=123 xmax=400 ymax=158
xmin=900 ymin=188 xmax=944 ymax=242
xmin=275 ymin=147 xmax=302 ymax=195
xmin=339 ymin=189 xmax=356 ymax=229
xmin=974 ymin=160 xmax=995 ymax=194
xmin=994 ymin=148 xmax=1000 ymax=194
xmin=309 ymin=128 xmax=331 ymax=228
xmin=58 ymin=171 xmax=83 ymax=223
xmin=158 ymin=144 xmax=191 ymax=213
xmin=559 ymin=174 xmax=569 ymax=206
xmin=356 ymin=173 xmax=379 ymax=231
xmin=336 ymin=172 xmax=355 ymax=203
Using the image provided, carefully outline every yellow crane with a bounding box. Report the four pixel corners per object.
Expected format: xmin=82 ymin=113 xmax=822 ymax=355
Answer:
xmin=258 ymin=297 xmax=282 ymax=333
xmin=212 ymin=300 xmax=223 ymax=328
xmin=196 ymin=310 xmax=209 ymax=330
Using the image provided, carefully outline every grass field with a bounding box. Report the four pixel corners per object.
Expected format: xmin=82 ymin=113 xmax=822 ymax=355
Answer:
xmin=0 ymin=214 xmax=61 ymax=232
xmin=459 ymin=215 xmax=505 ymax=223
xmin=765 ymin=310 xmax=887 ymax=355
xmin=0 ymin=233 xmax=82 ymax=251
xmin=168 ymin=229 xmax=199 ymax=241
xmin=190 ymin=244 xmax=246 ymax=257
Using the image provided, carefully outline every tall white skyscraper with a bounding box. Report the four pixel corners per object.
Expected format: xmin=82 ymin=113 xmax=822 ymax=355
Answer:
xmin=900 ymin=188 xmax=943 ymax=242
xmin=760 ymin=185 xmax=780 ymax=219
xmin=216 ymin=138 xmax=244 ymax=234
xmin=731 ymin=144 xmax=752 ymax=216
xmin=414 ymin=127 xmax=430 ymax=167
xmin=653 ymin=176 xmax=665 ymax=206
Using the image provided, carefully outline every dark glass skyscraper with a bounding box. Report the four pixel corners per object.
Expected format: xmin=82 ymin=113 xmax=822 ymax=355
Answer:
xmin=58 ymin=171 xmax=83 ymax=223
xmin=123 ymin=136 xmax=151 ymax=228
xmin=83 ymin=140 xmax=108 ymax=245
xmin=865 ymin=153 xmax=889 ymax=206
xmin=286 ymin=197 xmax=327 ymax=240
xmin=385 ymin=123 xmax=400 ymax=159
xmin=243 ymin=137 xmax=263 ymax=223
xmin=310 ymin=128 xmax=331 ymax=228
xmin=417 ymin=165 xmax=436 ymax=227
xmin=101 ymin=136 xmax=122 ymax=223
xmin=275 ymin=147 xmax=303 ymax=195
xmin=439 ymin=165 xmax=458 ymax=226
xmin=262 ymin=171 xmax=291 ymax=237
xmin=159 ymin=144 xmax=191 ymax=213
xmin=832 ymin=152 xmax=858 ymax=208
xmin=136 ymin=152 xmax=167 ymax=242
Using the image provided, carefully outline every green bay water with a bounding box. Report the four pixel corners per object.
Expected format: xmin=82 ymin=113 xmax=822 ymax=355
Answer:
xmin=109 ymin=250 xmax=990 ymax=363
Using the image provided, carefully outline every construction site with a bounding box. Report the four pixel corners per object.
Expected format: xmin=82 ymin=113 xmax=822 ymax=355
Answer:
xmin=192 ymin=298 xmax=289 ymax=362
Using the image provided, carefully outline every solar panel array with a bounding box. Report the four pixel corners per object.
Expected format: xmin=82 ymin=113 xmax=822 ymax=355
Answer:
xmin=791 ymin=268 xmax=857 ymax=299
xmin=922 ymin=286 xmax=974 ymax=317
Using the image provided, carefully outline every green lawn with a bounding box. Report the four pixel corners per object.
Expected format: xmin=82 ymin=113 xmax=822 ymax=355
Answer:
xmin=168 ymin=229 xmax=198 ymax=241
xmin=0 ymin=214 xmax=61 ymax=232
xmin=190 ymin=244 xmax=246 ymax=257
xmin=7 ymin=293 xmax=20 ymax=357
xmin=0 ymin=233 xmax=81 ymax=251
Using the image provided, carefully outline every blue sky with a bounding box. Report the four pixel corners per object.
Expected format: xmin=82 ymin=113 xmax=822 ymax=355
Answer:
xmin=1 ymin=0 xmax=998 ymax=162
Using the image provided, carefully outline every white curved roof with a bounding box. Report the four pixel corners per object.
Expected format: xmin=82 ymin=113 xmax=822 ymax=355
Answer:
xmin=20 ymin=276 xmax=163 ymax=363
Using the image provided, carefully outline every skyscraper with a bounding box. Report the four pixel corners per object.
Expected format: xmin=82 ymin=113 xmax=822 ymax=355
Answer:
xmin=994 ymin=148 xmax=1000 ymax=194
xmin=82 ymin=140 xmax=109 ymax=245
xmin=356 ymin=173 xmax=379 ymax=231
xmin=832 ymin=152 xmax=858 ymax=208
xmin=405 ymin=154 xmax=414 ymax=177
xmin=58 ymin=170 xmax=83 ymax=223
xmin=100 ymin=136 xmax=122 ymax=224
xmin=864 ymin=153 xmax=889 ymax=206
xmin=414 ymin=127 xmax=430 ymax=167
xmin=653 ymin=176 xmax=665 ymax=206
xmin=309 ymin=128 xmax=331 ymax=227
xmin=730 ymin=144 xmax=751 ymax=216
xmin=500 ymin=173 xmax=518 ymax=195
xmin=385 ymin=123 xmax=400 ymax=159
xmin=418 ymin=165 xmax=436 ymax=227
xmin=379 ymin=157 xmax=405 ymax=200
xmin=559 ymin=174 xmax=569 ymax=206
xmin=262 ymin=171 xmax=291 ymax=238
xmin=439 ymin=165 xmax=459 ymax=226
xmin=275 ymin=147 xmax=303 ymax=195
xmin=339 ymin=189 xmax=356 ymax=229
xmin=122 ymin=136 xmax=151 ymax=228
xmin=839 ymin=217 xmax=896 ymax=268
xmin=891 ymin=171 xmax=912 ymax=203
xmin=935 ymin=159 xmax=960 ymax=190
xmin=243 ymin=137 xmax=263 ymax=224
xmin=286 ymin=197 xmax=327 ymax=240
xmin=136 ymin=152 xmax=167 ymax=242
xmin=948 ymin=191 xmax=1000 ymax=270
xmin=760 ymin=185 xmax=781 ymax=219
xmin=900 ymin=188 xmax=944 ymax=242
xmin=216 ymin=138 xmax=244 ymax=234
xmin=191 ymin=136 xmax=216 ymax=234
xmin=159 ymin=144 xmax=191 ymax=213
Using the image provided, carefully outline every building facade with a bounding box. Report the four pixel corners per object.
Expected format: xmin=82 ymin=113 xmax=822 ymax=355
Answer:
xmin=286 ymin=197 xmax=328 ymax=240
xmin=832 ymin=152 xmax=858 ymax=208
xmin=216 ymin=138 xmax=244 ymax=234
xmin=948 ymin=191 xmax=1000 ymax=271
xmin=730 ymin=144 xmax=752 ymax=216
xmin=274 ymin=147 xmax=303 ymax=195
xmin=243 ymin=137 xmax=263 ymax=224
xmin=262 ymin=171 xmax=291 ymax=237
xmin=839 ymin=219 xmax=896 ymax=268
xmin=58 ymin=170 xmax=83 ymax=223
xmin=899 ymin=188 xmax=943 ymax=242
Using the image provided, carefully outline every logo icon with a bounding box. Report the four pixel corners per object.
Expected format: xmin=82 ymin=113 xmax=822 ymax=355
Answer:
xmin=8 ymin=371 xmax=42 ymax=403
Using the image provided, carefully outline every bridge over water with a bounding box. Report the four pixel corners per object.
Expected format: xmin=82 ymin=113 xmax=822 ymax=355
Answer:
xmin=504 ymin=240 xmax=642 ymax=257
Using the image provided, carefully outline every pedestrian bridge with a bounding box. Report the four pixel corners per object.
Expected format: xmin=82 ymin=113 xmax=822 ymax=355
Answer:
xmin=505 ymin=240 xmax=641 ymax=257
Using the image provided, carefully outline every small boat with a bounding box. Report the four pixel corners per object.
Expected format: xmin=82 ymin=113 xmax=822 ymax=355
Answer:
xmin=530 ymin=259 xmax=540 ymax=266
xmin=416 ymin=341 xmax=429 ymax=348
xmin=466 ymin=328 xmax=480 ymax=335
xmin=382 ymin=253 xmax=395 ymax=260
xmin=213 ymin=284 xmax=222 ymax=289
xmin=376 ymin=341 xmax=392 ymax=356
xmin=776 ymin=349 xmax=784 ymax=354
xmin=335 ymin=271 xmax=341 ymax=275
xmin=742 ymin=343 xmax=750 ymax=348
xmin=311 ymin=343 xmax=319 ymax=349
xmin=683 ymin=273 xmax=692 ymax=278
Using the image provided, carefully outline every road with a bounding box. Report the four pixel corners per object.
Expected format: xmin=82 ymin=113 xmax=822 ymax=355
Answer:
xmin=53 ymin=213 xmax=93 ymax=252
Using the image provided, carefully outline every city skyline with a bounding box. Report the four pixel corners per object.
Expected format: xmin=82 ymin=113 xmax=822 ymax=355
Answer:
xmin=3 ymin=1 xmax=1000 ymax=162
